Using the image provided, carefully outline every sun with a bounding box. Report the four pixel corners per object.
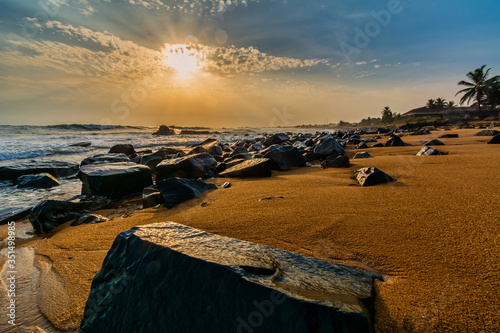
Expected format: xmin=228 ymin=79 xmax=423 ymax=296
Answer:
xmin=164 ymin=44 xmax=201 ymax=78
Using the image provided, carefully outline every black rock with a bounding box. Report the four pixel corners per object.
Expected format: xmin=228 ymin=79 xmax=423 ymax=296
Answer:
xmin=263 ymin=146 xmax=306 ymax=171
xmin=321 ymin=155 xmax=350 ymax=169
xmin=417 ymin=146 xmax=447 ymax=156
xmin=69 ymin=142 xmax=92 ymax=147
xmin=81 ymin=154 xmax=130 ymax=166
xmin=263 ymin=133 xmax=289 ymax=147
xmin=385 ymin=135 xmax=406 ymax=147
xmin=158 ymin=178 xmax=217 ymax=208
xmin=155 ymin=153 xmax=217 ymax=182
xmin=219 ymin=158 xmax=272 ymax=178
xmin=135 ymin=154 xmax=163 ymax=171
xmin=70 ymin=214 xmax=109 ymax=226
xmin=355 ymin=142 xmax=368 ymax=149
xmin=0 ymin=206 xmax=32 ymax=225
xmin=17 ymin=173 xmax=60 ymax=188
xmin=313 ymin=138 xmax=344 ymax=157
xmin=207 ymin=145 xmax=223 ymax=156
xmin=221 ymin=182 xmax=231 ymax=188
xmin=188 ymin=146 xmax=208 ymax=155
xmin=80 ymin=222 xmax=381 ymax=333
xmin=474 ymin=130 xmax=500 ymax=136
xmin=353 ymin=152 xmax=372 ymax=159
xmin=371 ymin=143 xmax=384 ymax=147
xmin=488 ymin=134 xmax=500 ymax=144
xmin=304 ymin=151 xmax=324 ymax=162
xmin=153 ymin=147 xmax=184 ymax=159
xmin=438 ymin=134 xmax=459 ymax=138
xmin=29 ymin=196 xmax=111 ymax=233
xmin=109 ymin=144 xmax=135 ymax=155
xmin=153 ymin=125 xmax=175 ymax=135
xmin=78 ymin=162 xmax=153 ymax=199
xmin=423 ymin=139 xmax=445 ymax=146
xmin=354 ymin=167 xmax=395 ymax=186
xmin=0 ymin=160 xmax=79 ymax=181
xmin=142 ymin=187 xmax=163 ymax=208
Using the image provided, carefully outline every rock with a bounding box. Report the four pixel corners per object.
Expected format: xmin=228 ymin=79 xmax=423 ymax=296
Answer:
xmin=81 ymin=154 xmax=130 ymax=166
xmin=417 ymin=146 xmax=447 ymax=156
xmin=221 ymin=182 xmax=231 ymax=188
xmin=353 ymin=152 xmax=372 ymax=159
xmin=109 ymin=144 xmax=135 ymax=155
xmin=354 ymin=167 xmax=395 ymax=186
xmin=304 ymin=151 xmax=324 ymax=162
xmin=423 ymin=139 xmax=445 ymax=146
xmin=474 ymin=130 xmax=500 ymax=136
xmin=487 ymin=134 xmax=500 ymax=144
xmin=385 ymin=135 xmax=406 ymax=147
xmin=249 ymin=142 xmax=264 ymax=151
xmin=155 ymin=153 xmax=217 ymax=182
xmin=178 ymin=129 xmax=211 ymax=135
xmin=17 ymin=173 xmax=60 ymax=188
xmin=69 ymin=142 xmax=92 ymax=147
xmin=158 ymin=178 xmax=217 ymax=208
xmin=258 ymin=196 xmax=284 ymax=201
xmin=78 ymin=162 xmax=153 ymax=200
xmin=371 ymin=143 xmax=384 ymax=148
xmin=70 ymin=214 xmax=109 ymax=227
xmin=142 ymin=187 xmax=163 ymax=208
xmin=218 ymin=158 xmax=272 ymax=178
xmin=313 ymin=138 xmax=344 ymax=157
xmin=153 ymin=147 xmax=184 ymax=158
xmin=153 ymin=125 xmax=175 ymax=135
xmin=133 ymin=154 xmax=163 ymax=171
xmin=0 ymin=206 xmax=32 ymax=225
xmin=188 ymin=146 xmax=208 ymax=155
xmin=321 ymin=155 xmax=350 ymax=169
xmin=263 ymin=146 xmax=306 ymax=171
xmin=80 ymin=222 xmax=381 ymax=333
xmin=207 ymin=145 xmax=223 ymax=156
xmin=0 ymin=160 xmax=79 ymax=181
xmin=29 ymin=196 xmax=111 ymax=233
xmin=263 ymin=133 xmax=289 ymax=147
xmin=355 ymin=142 xmax=368 ymax=149
xmin=188 ymin=138 xmax=218 ymax=148
xmin=231 ymin=147 xmax=249 ymax=155
xmin=438 ymin=134 xmax=459 ymax=138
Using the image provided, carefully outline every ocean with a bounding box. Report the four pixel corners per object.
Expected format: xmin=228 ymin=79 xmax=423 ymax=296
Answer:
xmin=0 ymin=124 xmax=268 ymax=222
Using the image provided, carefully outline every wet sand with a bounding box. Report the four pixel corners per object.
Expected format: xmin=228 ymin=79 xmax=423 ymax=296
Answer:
xmin=2 ymin=128 xmax=500 ymax=332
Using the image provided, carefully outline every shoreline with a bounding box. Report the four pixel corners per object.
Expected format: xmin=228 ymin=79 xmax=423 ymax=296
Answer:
xmin=0 ymin=128 xmax=499 ymax=331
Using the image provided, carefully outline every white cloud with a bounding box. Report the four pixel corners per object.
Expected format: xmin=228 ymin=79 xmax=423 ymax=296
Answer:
xmin=355 ymin=61 xmax=367 ymax=65
xmin=374 ymin=64 xmax=381 ymax=69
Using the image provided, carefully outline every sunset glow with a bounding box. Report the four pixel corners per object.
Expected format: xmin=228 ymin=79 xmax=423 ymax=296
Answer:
xmin=164 ymin=45 xmax=201 ymax=78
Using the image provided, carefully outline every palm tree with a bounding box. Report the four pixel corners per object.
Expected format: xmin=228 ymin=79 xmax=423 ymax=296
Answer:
xmin=456 ymin=65 xmax=491 ymax=119
xmin=485 ymin=76 xmax=500 ymax=113
xmin=381 ymin=106 xmax=393 ymax=124
xmin=435 ymin=98 xmax=447 ymax=109
xmin=426 ymin=99 xmax=436 ymax=109
xmin=447 ymin=101 xmax=456 ymax=108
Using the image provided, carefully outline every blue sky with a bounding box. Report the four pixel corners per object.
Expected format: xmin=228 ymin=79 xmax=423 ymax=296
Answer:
xmin=0 ymin=0 xmax=499 ymax=126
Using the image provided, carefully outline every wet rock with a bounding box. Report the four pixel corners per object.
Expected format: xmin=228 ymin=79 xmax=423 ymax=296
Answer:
xmin=109 ymin=144 xmax=135 ymax=155
xmin=80 ymin=222 xmax=381 ymax=333
xmin=488 ymin=134 xmax=500 ymax=144
xmin=0 ymin=160 xmax=79 ymax=181
xmin=29 ymin=196 xmax=111 ymax=233
xmin=263 ymin=133 xmax=289 ymax=147
xmin=219 ymin=158 xmax=272 ymax=178
xmin=417 ymin=146 xmax=447 ymax=156
xmin=153 ymin=125 xmax=175 ymax=135
xmin=207 ymin=145 xmax=223 ymax=156
xmin=158 ymin=178 xmax=217 ymax=208
xmin=81 ymin=154 xmax=130 ymax=166
xmin=142 ymin=187 xmax=163 ymax=208
xmin=0 ymin=206 xmax=32 ymax=225
xmin=423 ymin=139 xmax=445 ymax=146
xmin=438 ymin=134 xmax=459 ymax=138
xmin=313 ymin=138 xmax=344 ymax=157
xmin=69 ymin=142 xmax=92 ymax=147
xmin=371 ymin=143 xmax=384 ymax=148
xmin=17 ymin=173 xmax=60 ymax=189
xmin=354 ymin=167 xmax=395 ymax=186
xmin=188 ymin=146 xmax=208 ymax=155
xmin=321 ymin=155 xmax=350 ymax=169
xmin=353 ymin=152 xmax=372 ymax=159
xmin=155 ymin=153 xmax=217 ymax=182
xmin=249 ymin=142 xmax=264 ymax=151
xmin=263 ymin=146 xmax=306 ymax=171
xmin=153 ymin=147 xmax=184 ymax=159
xmin=385 ymin=135 xmax=406 ymax=147
xmin=474 ymin=130 xmax=500 ymax=136
xmin=70 ymin=214 xmax=109 ymax=227
xmin=78 ymin=162 xmax=153 ymax=200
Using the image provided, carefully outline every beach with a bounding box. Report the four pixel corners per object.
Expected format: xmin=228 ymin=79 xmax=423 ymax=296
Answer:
xmin=1 ymin=127 xmax=499 ymax=332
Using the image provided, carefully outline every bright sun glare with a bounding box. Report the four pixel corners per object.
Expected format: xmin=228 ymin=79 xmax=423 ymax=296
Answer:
xmin=165 ymin=44 xmax=201 ymax=78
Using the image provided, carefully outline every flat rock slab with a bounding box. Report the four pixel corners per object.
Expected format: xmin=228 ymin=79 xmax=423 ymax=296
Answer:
xmin=0 ymin=160 xmax=79 ymax=180
xmin=354 ymin=167 xmax=395 ymax=187
xmin=219 ymin=158 xmax=272 ymax=178
xmin=17 ymin=173 xmax=60 ymax=188
xmin=80 ymin=153 xmax=130 ymax=166
xmin=80 ymin=222 xmax=382 ymax=333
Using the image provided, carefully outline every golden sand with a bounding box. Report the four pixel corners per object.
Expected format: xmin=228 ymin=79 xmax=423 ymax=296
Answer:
xmin=2 ymin=128 xmax=500 ymax=332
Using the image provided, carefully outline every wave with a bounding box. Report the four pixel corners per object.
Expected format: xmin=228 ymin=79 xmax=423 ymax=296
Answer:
xmin=0 ymin=146 xmax=92 ymax=162
xmin=45 ymin=124 xmax=147 ymax=131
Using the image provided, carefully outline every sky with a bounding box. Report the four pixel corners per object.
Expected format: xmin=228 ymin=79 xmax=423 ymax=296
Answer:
xmin=0 ymin=0 xmax=499 ymax=127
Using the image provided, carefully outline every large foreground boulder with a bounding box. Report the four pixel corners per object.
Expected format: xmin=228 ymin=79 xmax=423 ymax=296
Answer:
xmin=78 ymin=162 xmax=152 ymax=199
xmin=354 ymin=167 xmax=395 ymax=186
xmin=17 ymin=173 xmax=60 ymax=188
xmin=80 ymin=222 xmax=382 ymax=333
xmin=29 ymin=196 xmax=111 ymax=233
xmin=313 ymin=138 xmax=344 ymax=157
xmin=488 ymin=134 xmax=500 ymax=144
xmin=158 ymin=178 xmax=217 ymax=208
xmin=0 ymin=160 xmax=79 ymax=180
xmin=218 ymin=158 xmax=272 ymax=177
xmin=263 ymin=146 xmax=306 ymax=171
xmin=155 ymin=153 xmax=217 ymax=182
xmin=417 ymin=146 xmax=447 ymax=156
